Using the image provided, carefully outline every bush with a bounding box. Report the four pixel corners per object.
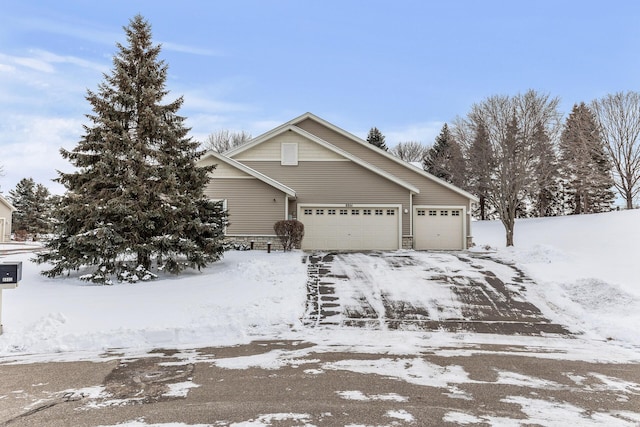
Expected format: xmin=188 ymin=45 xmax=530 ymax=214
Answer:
xmin=273 ymin=220 xmax=305 ymax=251
xmin=14 ymin=229 xmax=28 ymax=242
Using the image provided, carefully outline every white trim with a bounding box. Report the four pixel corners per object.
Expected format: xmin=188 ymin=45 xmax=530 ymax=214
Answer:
xmin=226 ymin=234 xmax=278 ymax=238
xmin=413 ymin=205 xmax=467 ymax=250
xmin=233 ymin=158 xmax=351 ymax=162
xmin=198 ymin=151 xmax=296 ymax=198
xmin=297 ymin=202 xmax=402 ymax=250
xmin=235 ymin=125 xmax=420 ymax=194
xmin=299 ymin=112 xmax=479 ymax=202
xmin=228 ymin=112 xmax=478 ymax=202
xmin=0 ymin=218 xmax=5 ymax=243
xmin=284 ymin=195 xmax=289 ymax=220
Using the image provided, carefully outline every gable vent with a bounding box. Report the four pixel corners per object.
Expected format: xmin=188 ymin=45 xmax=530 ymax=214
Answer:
xmin=281 ymin=142 xmax=298 ymax=165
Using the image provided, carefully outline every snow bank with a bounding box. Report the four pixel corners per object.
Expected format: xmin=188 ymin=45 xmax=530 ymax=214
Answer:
xmin=473 ymin=209 xmax=640 ymax=344
xmin=0 ymin=250 xmax=307 ymax=355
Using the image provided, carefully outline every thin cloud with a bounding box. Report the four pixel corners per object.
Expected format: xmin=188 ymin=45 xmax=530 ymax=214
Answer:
xmin=160 ymin=41 xmax=222 ymax=57
xmin=10 ymin=15 xmax=122 ymax=47
xmin=0 ymin=115 xmax=81 ymax=195
xmin=0 ymin=50 xmax=107 ymax=78
xmin=385 ymin=121 xmax=444 ymax=147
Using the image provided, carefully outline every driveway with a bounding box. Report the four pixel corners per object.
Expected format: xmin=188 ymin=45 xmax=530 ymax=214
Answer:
xmin=3 ymin=252 xmax=640 ymax=426
xmin=303 ymin=251 xmax=571 ymax=336
xmin=2 ymin=341 xmax=640 ymax=426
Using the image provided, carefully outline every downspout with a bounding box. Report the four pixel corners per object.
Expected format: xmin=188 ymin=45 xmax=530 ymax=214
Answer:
xmin=409 ymin=191 xmax=415 ymax=249
xmin=285 ymin=195 xmax=289 ymax=220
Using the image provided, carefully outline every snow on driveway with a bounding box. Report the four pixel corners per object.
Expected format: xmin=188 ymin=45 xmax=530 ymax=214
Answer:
xmin=303 ymin=251 xmax=570 ymax=335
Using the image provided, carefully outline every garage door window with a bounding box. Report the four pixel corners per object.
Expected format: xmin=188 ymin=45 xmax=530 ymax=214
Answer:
xmin=363 ymin=209 xmax=371 ymax=215
xmin=304 ymin=209 xmax=313 ymax=215
xmin=328 ymin=209 xmax=336 ymax=215
xmin=340 ymin=209 xmax=348 ymax=215
xmin=417 ymin=210 xmax=425 ymax=216
xmin=386 ymin=209 xmax=395 ymax=215
xmin=429 ymin=210 xmax=437 ymax=216
xmin=440 ymin=210 xmax=448 ymax=216
xmin=352 ymin=209 xmax=360 ymax=215
xmin=316 ymin=209 xmax=324 ymax=215
xmin=452 ymin=210 xmax=460 ymax=216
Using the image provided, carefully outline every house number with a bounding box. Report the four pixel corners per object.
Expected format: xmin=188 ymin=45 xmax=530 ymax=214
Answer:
xmin=345 ymin=203 xmax=353 ymax=207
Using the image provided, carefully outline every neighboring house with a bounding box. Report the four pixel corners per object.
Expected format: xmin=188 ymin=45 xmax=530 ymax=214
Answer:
xmin=198 ymin=113 xmax=478 ymax=251
xmin=0 ymin=194 xmax=16 ymax=243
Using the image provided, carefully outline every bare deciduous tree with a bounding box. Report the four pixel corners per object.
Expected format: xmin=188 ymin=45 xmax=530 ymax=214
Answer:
xmin=204 ymin=130 xmax=252 ymax=153
xmin=390 ymin=141 xmax=429 ymax=162
xmin=591 ymin=91 xmax=640 ymax=209
xmin=461 ymin=90 xmax=562 ymax=246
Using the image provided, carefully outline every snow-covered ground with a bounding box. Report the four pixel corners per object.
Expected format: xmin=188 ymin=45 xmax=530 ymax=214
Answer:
xmin=472 ymin=209 xmax=640 ymax=345
xmin=0 ymin=209 xmax=639 ymax=362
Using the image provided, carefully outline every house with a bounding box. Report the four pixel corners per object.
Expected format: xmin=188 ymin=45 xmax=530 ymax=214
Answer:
xmin=0 ymin=195 xmax=16 ymax=243
xmin=198 ymin=113 xmax=478 ymax=251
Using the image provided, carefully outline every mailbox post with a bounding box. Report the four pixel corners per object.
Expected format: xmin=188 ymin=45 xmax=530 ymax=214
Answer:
xmin=0 ymin=261 xmax=22 ymax=335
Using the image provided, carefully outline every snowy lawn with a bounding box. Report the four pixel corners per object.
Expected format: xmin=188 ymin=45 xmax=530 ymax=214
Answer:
xmin=0 ymin=209 xmax=639 ymax=361
xmin=473 ymin=209 xmax=640 ymax=344
xmin=0 ymin=250 xmax=308 ymax=355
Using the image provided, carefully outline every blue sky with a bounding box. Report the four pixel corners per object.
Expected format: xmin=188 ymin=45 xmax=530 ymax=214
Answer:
xmin=1 ymin=0 xmax=640 ymax=194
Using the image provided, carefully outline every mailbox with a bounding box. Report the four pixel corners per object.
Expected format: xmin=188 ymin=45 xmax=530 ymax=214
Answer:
xmin=0 ymin=262 xmax=22 ymax=286
xmin=0 ymin=261 xmax=20 ymax=334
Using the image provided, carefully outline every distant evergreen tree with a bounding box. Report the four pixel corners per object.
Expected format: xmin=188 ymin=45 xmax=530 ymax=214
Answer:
xmin=36 ymin=15 xmax=228 ymax=284
xmin=423 ymin=124 xmax=467 ymax=188
xmin=366 ymin=127 xmax=388 ymax=151
xmin=466 ymin=120 xmax=494 ymax=220
xmin=559 ymin=103 xmax=615 ymax=214
xmin=8 ymin=177 xmax=52 ymax=239
xmin=529 ymin=123 xmax=562 ymax=217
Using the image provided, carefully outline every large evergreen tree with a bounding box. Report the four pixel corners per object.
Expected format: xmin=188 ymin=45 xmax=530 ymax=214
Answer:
xmin=8 ymin=177 xmax=52 ymax=239
xmin=423 ymin=123 xmax=467 ymax=188
xmin=366 ymin=127 xmax=387 ymax=151
xmin=466 ymin=120 xmax=494 ymax=220
xmin=36 ymin=15 xmax=227 ymax=284
xmin=559 ymin=103 xmax=615 ymax=214
xmin=529 ymin=123 xmax=562 ymax=217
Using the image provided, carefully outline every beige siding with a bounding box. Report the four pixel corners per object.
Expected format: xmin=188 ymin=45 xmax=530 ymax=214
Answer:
xmin=205 ymin=178 xmax=286 ymax=235
xmin=199 ymin=156 xmax=254 ymax=178
xmin=211 ymin=161 xmax=254 ymax=179
xmin=241 ymin=160 xmax=412 ymax=235
xmin=235 ymin=132 xmax=346 ymax=162
xmin=294 ymin=118 xmax=470 ymax=207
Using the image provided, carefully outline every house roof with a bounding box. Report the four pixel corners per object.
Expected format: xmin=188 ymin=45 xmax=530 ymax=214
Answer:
xmin=198 ymin=150 xmax=297 ymax=198
xmin=227 ymin=112 xmax=479 ymax=202
xmin=226 ymin=123 xmax=421 ymax=194
xmin=0 ymin=194 xmax=16 ymax=212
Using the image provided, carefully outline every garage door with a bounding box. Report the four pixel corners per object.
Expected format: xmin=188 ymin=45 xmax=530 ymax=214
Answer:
xmin=413 ymin=207 xmax=464 ymax=250
xmin=300 ymin=206 xmax=400 ymax=250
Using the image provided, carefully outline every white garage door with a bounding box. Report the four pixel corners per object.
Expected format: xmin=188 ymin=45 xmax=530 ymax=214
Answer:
xmin=414 ymin=207 xmax=464 ymax=250
xmin=300 ymin=206 xmax=400 ymax=250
